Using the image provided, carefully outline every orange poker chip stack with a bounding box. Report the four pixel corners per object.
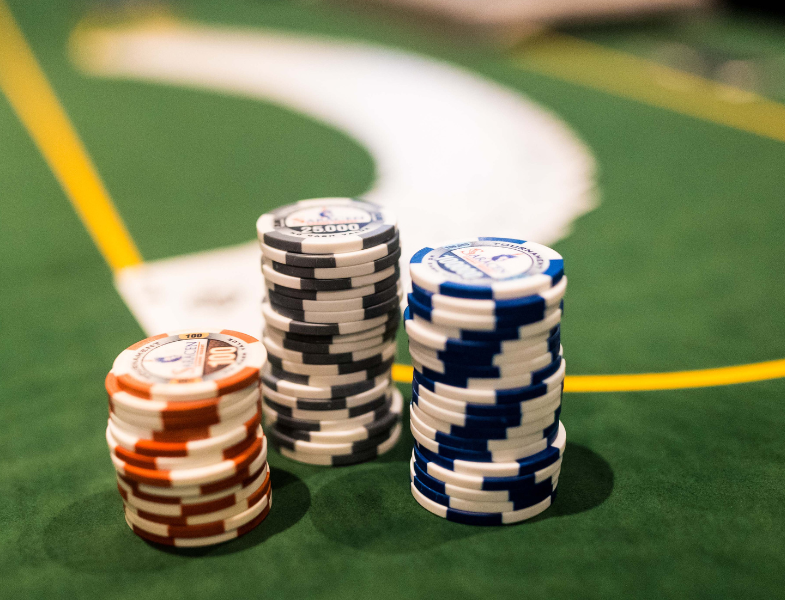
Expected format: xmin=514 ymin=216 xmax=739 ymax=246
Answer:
xmin=104 ymin=329 xmax=271 ymax=547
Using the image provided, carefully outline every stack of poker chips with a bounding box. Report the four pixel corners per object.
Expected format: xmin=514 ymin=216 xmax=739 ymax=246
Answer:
xmin=105 ymin=329 xmax=270 ymax=547
xmin=256 ymin=198 xmax=404 ymax=466
xmin=404 ymin=238 xmax=567 ymax=525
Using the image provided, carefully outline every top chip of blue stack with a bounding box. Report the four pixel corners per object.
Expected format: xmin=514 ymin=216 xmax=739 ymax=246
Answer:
xmin=409 ymin=237 xmax=563 ymax=300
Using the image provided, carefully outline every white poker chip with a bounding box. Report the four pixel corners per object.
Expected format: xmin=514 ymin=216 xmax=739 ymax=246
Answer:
xmin=270 ymin=356 xmax=394 ymax=387
xmin=111 ymin=329 xmax=266 ymax=401
xmin=409 ymin=345 xmax=559 ymax=378
xmin=264 ymin=326 xmax=397 ymax=357
xmin=260 ymin=231 xmax=400 ymax=268
xmin=262 ymin=261 xmax=399 ymax=292
xmin=262 ymin=368 xmax=392 ymax=400
xmin=268 ymin=293 xmax=401 ymax=324
xmin=267 ymin=282 xmax=401 ymax=312
xmin=261 ymin=378 xmax=390 ymax=410
xmin=268 ymin=247 xmax=401 ymax=280
xmin=409 ymin=237 xmax=564 ymax=300
xmin=267 ymin=342 xmax=396 ymax=376
xmin=262 ymin=302 xmax=400 ymax=336
xmin=272 ymin=422 xmax=402 ymax=466
xmin=257 ymin=198 xmax=397 ymax=254
xmin=265 ymin=271 xmax=399 ymax=301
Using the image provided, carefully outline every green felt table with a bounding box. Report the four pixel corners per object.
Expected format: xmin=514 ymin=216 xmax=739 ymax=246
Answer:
xmin=1 ymin=1 xmax=784 ymax=598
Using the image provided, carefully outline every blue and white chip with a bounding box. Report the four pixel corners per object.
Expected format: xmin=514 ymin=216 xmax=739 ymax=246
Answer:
xmin=409 ymin=238 xmax=563 ymax=300
xmin=411 ymin=361 xmax=566 ymax=405
xmin=411 ymin=352 xmax=563 ymax=390
xmin=412 ymin=444 xmax=563 ymax=492
xmin=413 ymin=421 xmax=567 ymax=478
xmin=412 ymin=377 xmax=562 ymax=416
xmin=410 ymin=274 xmax=566 ymax=317
xmin=411 ymin=464 xmax=558 ymax=513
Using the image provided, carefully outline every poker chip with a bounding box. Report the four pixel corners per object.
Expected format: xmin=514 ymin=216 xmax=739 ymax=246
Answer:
xmin=411 ymin=274 xmax=567 ymax=316
xmin=411 ymin=458 xmax=559 ymax=503
xmin=107 ymin=414 xmax=260 ymax=457
xmin=111 ymin=329 xmax=266 ymax=401
xmin=268 ymin=416 xmax=399 ymax=456
xmin=407 ymin=292 xmax=552 ymax=330
xmin=409 ymin=238 xmax=563 ymax=300
xmin=414 ymin=421 xmax=567 ymax=478
xmin=260 ymin=231 xmax=400 ymax=268
xmin=412 ymin=396 xmax=561 ymax=439
xmin=119 ymin=465 xmax=270 ymax=516
xmin=267 ymin=281 xmax=400 ymax=312
xmin=410 ymin=481 xmax=554 ymax=526
xmin=109 ymin=401 xmax=260 ymax=439
xmin=411 ymin=415 xmax=560 ymax=460
xmin=265 ymin=327 xmax=397 ymax=356
xmin=108 ymin=385 xmax=260 ymax=431
xmin=118 ymin=449 xmax=269 ymax=499
xmin=405 ymin=307 xmax=562 ymax=353
xmin=412 ymin=444 xmax=562 ymax=492
xmin=262 ymin=302 xmax=399 ymax=336
xmin=269 ymin=293 xmax=401 ymax=324
xmin=257 ymin=199 xmax=403 ymax=465
xmin=266 ymin=270 xmax=399 ymax=300
xmin=412 ymin=471 xmax=557 ymax=515
xmin=111 ymin=435 xmax=265 ymax=487
xmin=256 ymin=197 xmax=397 ymax=254
xmin=407 ymin=303 xmax=563 ymax=343
xmin=408 ymin=331 xmax=561 ymax=367
xmin=105 ymin=373 xmax=258 ymax=417
xmin=412 ymin=360 xmax=566 ymax=405
xmin=263 ymin=335 xmax=394 ymax=365
xmin=262 ymin=261 xmax=399 ymax=292
xmin=264 ymin=389 xmax=390 ymax=421
xmin=104 ymin=330 xmax=271 ymax=547
xmin=125 ymin=486 xmax=271 ymax=538
xmin=269 ymin=246 xmax=402 ymax=279
xmin=272 ymin=317 xmax=399 ymax=346
xmin=123 ymin=469 xmax=272 ymax=524
xmin=124 ymin=500 xmax=271 ymax=547
xmin=410 ymin=353 xmax=562 ymax=390
xmin=262 ymin=369 xmax=391 ymax=400
xmin=270 ymin=356 xmax=394 ymax=387
xmin=278 ymin=409 xmax=400 ymax=444
xmin=405 ymin=241 xmax=568 ymax=524
xmin=267 ymin=343 xmax=396 ymax=376
xmin=262 ymin=377 xmax=389 ymax=410
xmin=273 ymin=422 xmax=402 ymax=466
xmin=412 ymin=380 xmax=562 ymax=417
xmin=263 ymin=388 xmax=399 ymax=433
xmin=409 ymin=344 xmax=561 ymax=378
xmin=107 ymin=425 xmax=262 ymax=470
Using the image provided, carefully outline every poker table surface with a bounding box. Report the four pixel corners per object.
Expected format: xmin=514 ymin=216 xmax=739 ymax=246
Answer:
xmin=1 ymin=1 xmax=784 ymax=598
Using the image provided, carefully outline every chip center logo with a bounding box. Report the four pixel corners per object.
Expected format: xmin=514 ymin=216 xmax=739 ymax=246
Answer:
xmin=153 ymin=355 xmax=183 ymax=364
xmin=285 ymin=206 xmax=372 ymax=230
xmin=142 ymin=340 xmax=206 ymax=379
xmin=450 ymin=246 xmax=536 ymax=280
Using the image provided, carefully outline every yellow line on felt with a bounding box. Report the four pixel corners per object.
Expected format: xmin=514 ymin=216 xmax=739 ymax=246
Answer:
xmin=513 ymin=32 xmax=785 ymax=144
xmin=392 ymin=359 xmax=785 ymax=392
xmin=0 ymin=0 xmax=142 ymax=272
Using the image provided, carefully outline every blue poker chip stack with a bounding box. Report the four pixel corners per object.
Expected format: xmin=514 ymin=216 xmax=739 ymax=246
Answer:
xmin=256 ymin=198 xmax=404 ymax=466
xmin=405 ymin=238 xmax=567 ymax=525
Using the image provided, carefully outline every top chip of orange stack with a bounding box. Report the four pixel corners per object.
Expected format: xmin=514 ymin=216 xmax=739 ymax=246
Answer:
xmin=111 ymin=330 xmax=266 ymax=402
